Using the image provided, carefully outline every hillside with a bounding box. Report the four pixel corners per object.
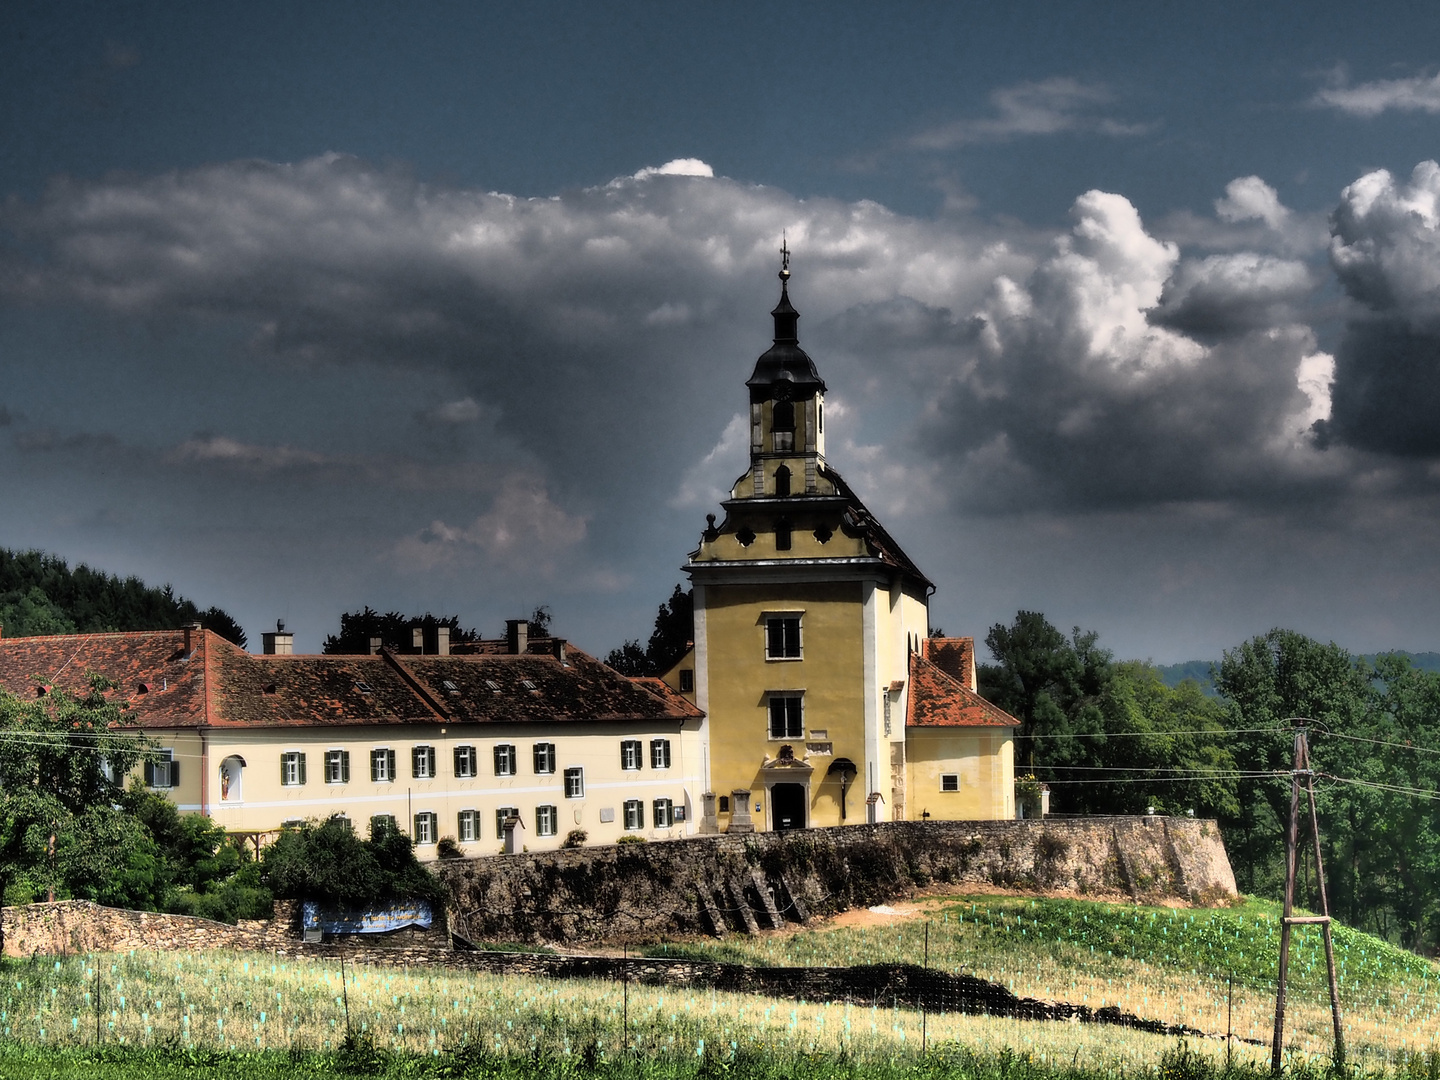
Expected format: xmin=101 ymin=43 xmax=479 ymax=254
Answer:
xmin=1154 ymin=651 xmax=1440 ymax=695
xmin=643 ymin=892 xmax=1439 ymax=1060
xmin=0 ymin=548 xmax=245 ymax=647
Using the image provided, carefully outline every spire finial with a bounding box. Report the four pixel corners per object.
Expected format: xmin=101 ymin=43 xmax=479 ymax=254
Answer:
xmin=779 ymin=232 xmax=790 ymax=282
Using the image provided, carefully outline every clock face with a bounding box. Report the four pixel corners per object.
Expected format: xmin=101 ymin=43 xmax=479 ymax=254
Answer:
xmin=773 ymin=381 xmax=793 ymax=402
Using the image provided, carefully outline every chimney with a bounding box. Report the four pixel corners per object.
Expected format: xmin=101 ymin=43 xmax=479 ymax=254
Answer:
xmin=551 ymin=637 xmax=567 ymax=664
xmin=436 ymin=625 xmax=451 ymax=656
xmin=183 ymin=621 xmax=202 ymax=656
xmin=506 ymin=618 xmax=528 ymax=656
xmin=369 ymin=636 xmax=383 ymax=655
xmin=262 ymin=619 xmax=294 ymax=656
xmin=412 ymin=626 xmax=425 ymax=653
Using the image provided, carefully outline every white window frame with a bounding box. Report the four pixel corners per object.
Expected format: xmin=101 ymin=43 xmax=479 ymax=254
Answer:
xmin=653 ymin=798 xmax=674 ymax=828
xmin=620 ymin=739 xmax=643 ymax=771
xmin=564 ymin=766 xmax=585 ymax=798
xmin=453 ymin=745 xmax=478 ymax=779
xmin=371 ymin=747 xmax=396 ymax=783
xmin=622 ymin=799 xmax=644 ymax=830
xmin=148 ymin=749 xmax=176 ymax=789
xmin=765 ymin=614 xmax=803 ymax=660
xmin=494 ymin=743 xmax=517 ymax=777
xmin=767 ymin=693 xmax=804 ymax=740
xmin=941 ymin=774 xmax=960 ymax=792
xmin=457 ymin=809 xmax=479 ymax=842
xmin=412 ymin=744 xmax=437 ymax=779
xmin=413 ymin=811 xmax=437 ymax=845
xmin=369 ymin=813 xmax=396 ymax=837
xmin=533 ymin=742 xmax=556 ymax=774
xmin=536 ymin=804 xmax=558 ymax=837
xmin=650 ymin=738 xmax=672 ymax=770
xmin=325 ymin=748 xmax=350 ymax=784
xmin=281 ymin=750 xmax=306 ymax=787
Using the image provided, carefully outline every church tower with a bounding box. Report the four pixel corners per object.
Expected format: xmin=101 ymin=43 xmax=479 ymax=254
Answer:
xmin=674 ymin=247 xmax=946 ymax=833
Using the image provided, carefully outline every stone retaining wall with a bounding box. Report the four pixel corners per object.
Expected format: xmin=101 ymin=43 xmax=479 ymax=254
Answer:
xmin=438 ymin=816 xmax=1237 ymax=945
xmin=0 ymin=899 xmax=303 ymax=957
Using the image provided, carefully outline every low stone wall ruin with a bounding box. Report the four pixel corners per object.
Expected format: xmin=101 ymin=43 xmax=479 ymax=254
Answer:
xmin=438 ymin=816 xmax=1237 ymax=945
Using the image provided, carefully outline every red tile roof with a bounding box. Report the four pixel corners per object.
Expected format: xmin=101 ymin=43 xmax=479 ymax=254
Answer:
xmin=907 ymin=649 xmax=1018 ymax=729
xmin=0 ymin=630 xmax=702 ymax=730
xmin=923 ymin=636 xmax=976 ymax=691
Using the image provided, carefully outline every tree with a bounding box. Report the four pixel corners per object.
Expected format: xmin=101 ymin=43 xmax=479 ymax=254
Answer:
xmin=1214 ymin=629 xmax=1370 ymax=899
xmin=323 ymin=608 xmax=480 ymax=654
xmin=0 ymin=678 xmax=160 ymax=910
xmin=260 ymin=815 xmax=441 ymax=909
xmin=605 ymin=585 xmax=693 ymax=676
xmin=0 ymin=547 xmax=246 ymax=647
xmin=978 ymin=611 xmax=1235 ymax=817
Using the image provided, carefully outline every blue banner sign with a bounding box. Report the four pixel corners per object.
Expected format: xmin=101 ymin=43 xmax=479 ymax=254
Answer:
xmin=301 ymin=900 xmax=433 ymax=934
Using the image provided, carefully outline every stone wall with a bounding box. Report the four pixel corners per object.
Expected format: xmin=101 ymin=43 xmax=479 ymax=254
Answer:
xmin=0 ymin=899 xmax=301 ymax=958
xmin=438 ymin=816 xmax=1237 ymax=945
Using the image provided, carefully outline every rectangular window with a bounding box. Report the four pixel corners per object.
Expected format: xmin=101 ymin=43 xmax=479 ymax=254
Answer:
xmin=941 ymin=774 xmax=960 ymax=792
xmin=533 ymin=742 xmax=556 ymax=774
xmin=494 ymin=744 xmax=517 ymax=776
xmin=280 ymin=750 xmax=307 ymax=786
xmin=457 ymin=809 xmax=479 ymax=842
xmin=564 ymin=766 xmax=585 ymax=798
xmin=653 ymin=798 xmax=674 ymax=828
xmin=325 ymin=749 xmax=350 ymax=784
xmin=453 ymin=745 xmax=477 ymax=778
xmin=413 ymin=811 xmax=437 ymax=845
xmin=412 ymin=745 xmax=437 ymax=779
xmin=371 ymin=748 xmax=397 ymax=782
xmin=679 ymin=669 xmax=695 ymax=693
xmin=369 ymin=814 xmax=396 ymax=838
xmin=766 ymin=615 xmax=802 ymax=659
xmin=496 ymin=806 xmax=519 ymax=836
xmin=650 ymin=738 xmax=672 ymax=769
xmin=767 ymin=694 xmax=803 ymax=739
xmin=620 ymin=739 xmax=643 ymax=770
xmin=623 ymin=799 xmax=644 ymax=831
xmin=536 ymin=804 xmax=558 ymax=837
xmin=145 ymin=749 xmax=178 ymax=790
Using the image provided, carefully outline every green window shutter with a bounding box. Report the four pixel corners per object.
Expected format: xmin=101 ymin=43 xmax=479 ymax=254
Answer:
xmin=341 ymin=751 xmax=350 ymax=783
xmin=281 ymin=755 xmax=288 ymax=786
xmin=412 ymin=746 xmax=421 ymax=777
xmin=144 ymin=760 xmax=154 ymax=786
xmin=170 ymin=760 xmax=180 ymax=787
xmin=298 ymin=752 xmax=307 ymax=785
xmin=370 ymin=751 xmax=379 ymax=782
xmin=454 ymin=746 xmax=463 ymax=776
xmin=427 ymin=746 xmax=436 ymax=777
xmin=387 ymin=749 xmax=396 ymax=779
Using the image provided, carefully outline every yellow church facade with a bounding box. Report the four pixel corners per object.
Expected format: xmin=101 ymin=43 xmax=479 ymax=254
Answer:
xmin=664 ymin=255 xmax=1017 ymax=832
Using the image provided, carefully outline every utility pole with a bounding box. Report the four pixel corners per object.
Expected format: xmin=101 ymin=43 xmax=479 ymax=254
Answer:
xmin=1271 ymin=718 xmax=1345 ymax=1072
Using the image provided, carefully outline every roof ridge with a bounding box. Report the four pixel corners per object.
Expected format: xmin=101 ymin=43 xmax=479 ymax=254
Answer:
xmin=379 ymin=648 xmax=451 ymax=719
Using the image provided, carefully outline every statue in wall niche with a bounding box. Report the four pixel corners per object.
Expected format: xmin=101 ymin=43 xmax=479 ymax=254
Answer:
xmin=220 ymin=767 xmax=230 ymax=801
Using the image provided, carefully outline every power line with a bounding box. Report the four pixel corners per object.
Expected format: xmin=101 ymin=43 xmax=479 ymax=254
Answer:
xmin=1318 ymin=730 xmax=1440 ymax=757
xmin=1014 ymin=726 xmax=1284 ymax=740
xmin=1316 ymin=772 xmax=1440 ymax=802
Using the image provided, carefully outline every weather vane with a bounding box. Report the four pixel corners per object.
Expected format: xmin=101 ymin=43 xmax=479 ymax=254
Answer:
xmin=779 ymin=232 xmax=790 ymax=280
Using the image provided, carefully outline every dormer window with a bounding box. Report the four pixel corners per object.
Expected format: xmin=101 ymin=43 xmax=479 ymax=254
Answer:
xmin=136 ymin=682 xmax=150 ymax=695
xmin=771 ymin=400 xmax=795 ymax=451
xmin=774 ymin=465 xmax=791 ymax=497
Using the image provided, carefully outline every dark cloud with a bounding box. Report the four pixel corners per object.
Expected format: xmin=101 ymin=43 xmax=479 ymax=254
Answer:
xmin=921 ymin=190 xmax=1335 ymax=512
xmin=1151 ymin=253 xmax=1314 ymax=338
xmin=1325 ymin=161 xmax=1440 ymax=457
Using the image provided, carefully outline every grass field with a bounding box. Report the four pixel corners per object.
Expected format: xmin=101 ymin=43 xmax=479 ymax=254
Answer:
xmin=641 ymin=895 xmax=1440 ymax=1061
xmin=1 ymin=893 xmax=1434 ymax=1074
xmin=0 ymin=947 xmax=1275 ymax=1072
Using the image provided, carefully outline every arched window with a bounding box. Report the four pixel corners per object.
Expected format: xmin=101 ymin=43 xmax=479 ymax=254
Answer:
xmin=774 ymin=465 xmax=791 ymax=497
xmin=772 ymin=399 xmax=795 ymax=451
xmin=775 ymin=518 xmax=793 ymax=551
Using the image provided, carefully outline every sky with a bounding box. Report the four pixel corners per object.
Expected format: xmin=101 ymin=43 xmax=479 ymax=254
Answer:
xmin=4 ymin=1 xmax=1440 ymax=662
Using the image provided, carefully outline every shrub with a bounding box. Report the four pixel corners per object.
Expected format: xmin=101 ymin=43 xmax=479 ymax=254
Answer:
xmin=561 ymin=829 xmax=588 ymax=849
xmin=616 ymin=834 xmax=647 ymax=846
xmin=437 ymin=837 xmax=464 ymax=860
